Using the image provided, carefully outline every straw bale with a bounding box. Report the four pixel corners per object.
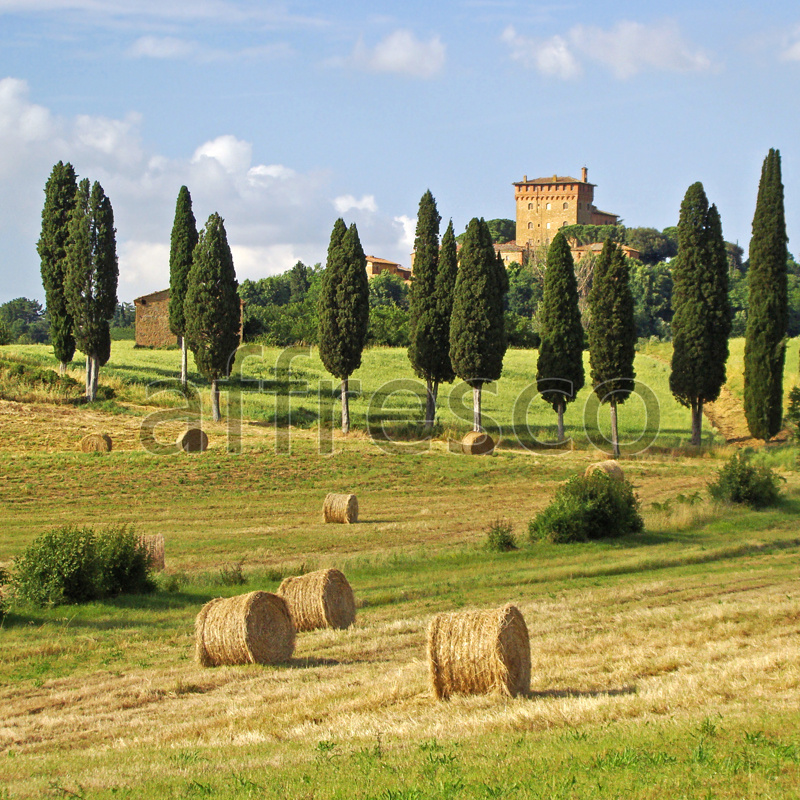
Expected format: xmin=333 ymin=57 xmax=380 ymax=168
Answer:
xmin=80 ymin=432 xmax=112 ymax=452
xmin=461 ymin=431 xmax=495 ymax=455
xmin=195 ymin=591 xmax=295 ymax=667
xmin=278 ymin=568 xmax=356 ymax=631
xmin=584 ymin=459 xmax=624 ymax=481
xmin=427 ymin=604 xmax=530 ymax=700
xmin=138 ymin=533 xmax=165 ymax=571
xmin=323 ymin=493 xmax=358 ymax=523
xmin=177 ymin=428 xmax=208 ymax=453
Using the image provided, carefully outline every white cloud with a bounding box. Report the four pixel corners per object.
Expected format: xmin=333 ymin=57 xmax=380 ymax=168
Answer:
xmin=394 ymin=214 xmax=416 ymax=254
xmin=192 ymin=134 xmax=253 ymax=175
xmin=128 ymin=35 xmax=197 ymax=59
xmin=333 ymin=194 xmax=378 ymax=214
xmin=348 ymin=29 xmax=445 ymax=79
xmin=0 ymin=77 xmax=415 ymax=304
xmin=780 ymin=28 xmax=800 ymax=61
xmin=502 ymin=19 xmax=713 ymax=80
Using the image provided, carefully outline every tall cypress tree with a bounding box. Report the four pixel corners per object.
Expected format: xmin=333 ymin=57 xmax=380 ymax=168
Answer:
xmin=536 ymin=231 xmax=584 ymax=441
xmin=744 ymin=149 xmax=788 ymax=441
xmin=64 ymin=179 xmax=118 ymax=401
xmin=587 ymin=239 xmax=636 ymax=458
xmin=407 ymin=191 xmax=456 ymax=427
xmin=449 ymin=217 xmax=509 ymax=431
xmin=38 ymin=161 xmax=78 ymax=373
xmin=670 ymin=182 xmax=730 ymax=446
xmin=184 ymin=213 xmax=240 ymax=422
xmin=169 ymin=186 xmax=199 ymax=387
xmin=317 ymin=219 xmax=370 ymax=433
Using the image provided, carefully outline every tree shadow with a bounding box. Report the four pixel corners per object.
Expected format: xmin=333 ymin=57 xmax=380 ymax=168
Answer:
xmin=526 ymin=685 xmax=637 ymax=700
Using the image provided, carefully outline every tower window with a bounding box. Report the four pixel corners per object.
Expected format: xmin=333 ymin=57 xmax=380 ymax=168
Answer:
xmin=563 ymin=202 xmax=569 ymax=210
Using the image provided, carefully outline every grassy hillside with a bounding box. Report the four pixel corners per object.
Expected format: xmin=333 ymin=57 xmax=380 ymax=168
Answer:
xmin=1 ymin=340 xmax=800 ymax=798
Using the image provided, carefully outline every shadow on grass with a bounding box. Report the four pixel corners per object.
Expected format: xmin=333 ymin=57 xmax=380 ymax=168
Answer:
xmin=527 ymin=685 xmax=637 ymax=700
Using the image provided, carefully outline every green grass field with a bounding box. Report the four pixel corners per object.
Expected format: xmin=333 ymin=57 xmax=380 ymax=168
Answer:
xmin=1 ymin=340 xmax=800 ymax=799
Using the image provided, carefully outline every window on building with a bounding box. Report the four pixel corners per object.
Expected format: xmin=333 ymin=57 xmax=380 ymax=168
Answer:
xmin=528 ymin=203 xmax=533 ymax=210
xmin=528 ymin=222 xmax=534 ymax=229
xmin=546 ymin=202 xmax=551 ymax=210
xmin=546 ymin=222 xmax=551 ymax=229
xmin=563 ymin=202 xmax=568 ymax=210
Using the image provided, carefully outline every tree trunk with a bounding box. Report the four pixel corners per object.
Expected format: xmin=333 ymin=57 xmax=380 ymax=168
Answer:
xmin=424 ymin=377 xmax=436 ymax=429
xmin=473 ymin=385 xmax=482 ymax=432
xmin=610 ymin=397 xmax=620 ymax=459
xmin=180 ymin=337 xmax=188 ymax=387
xmin=341 ymin=377 xmax=350 ymax=434
xmin=91 ymin=355 xmax=99 ymax=401
xmin=691 ymin=398 xmax=703 ymax=447
xmin=211 ymin=378 xmax=221 ymax=422
xmin=557 ymin=398 xmax=565 ymax=442
xmin=85 ymin=354 xmax=93 ymax=400
xmin=59 ymin=361 xmax=67 ymax=376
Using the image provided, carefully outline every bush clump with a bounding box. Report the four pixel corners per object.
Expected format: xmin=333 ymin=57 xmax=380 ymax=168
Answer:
xmin=529 ymin=472 xmax=644 ymax=543
xmin=708 ymin=451 xmax=783 ymax=508
xmin=13 ymin=524 xmax=156 ymax=606
xmin=485 ymin=518 xmax=517 ymax=551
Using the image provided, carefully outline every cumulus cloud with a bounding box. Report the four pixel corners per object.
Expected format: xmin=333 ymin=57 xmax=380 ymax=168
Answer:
xmin=128 ymin=35 xmax=197 ymax=59
xmin=0 ymin=77 xmax=415 ymax=304
xmin=333 ymin=194 xmax=378 ymax=214
xmin=348 ymin=29 xmax=445 ymax=79
xmin=502 ymin=19 xmax=713 ymax=80
xmin=127 ymin=35 xmax=294 ymax=63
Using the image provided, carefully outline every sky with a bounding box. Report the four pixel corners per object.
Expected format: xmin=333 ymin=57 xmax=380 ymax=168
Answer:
xmin=1 ymin=0 xmax=799 ymax=305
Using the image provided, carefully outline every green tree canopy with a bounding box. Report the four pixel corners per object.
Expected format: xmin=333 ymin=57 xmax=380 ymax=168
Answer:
xmin=744 ymin=148 xmax=788 ymax=441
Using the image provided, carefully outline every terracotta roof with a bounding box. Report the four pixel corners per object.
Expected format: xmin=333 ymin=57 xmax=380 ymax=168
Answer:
xmin=494 ymin=241 xmax=524 ymax=252
xmin=365 ymin=255 xmax=402 ymax=266
xmin=513 ymin=175 xmax=593 ymax=186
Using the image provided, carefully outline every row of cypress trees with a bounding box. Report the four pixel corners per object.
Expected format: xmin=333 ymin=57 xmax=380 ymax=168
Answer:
xmin=38 ymin=161 xmax=118 ymax=400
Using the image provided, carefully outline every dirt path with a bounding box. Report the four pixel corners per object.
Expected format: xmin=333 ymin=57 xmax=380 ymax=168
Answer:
xmin=702 ymin=384 xmax=759 ymax=444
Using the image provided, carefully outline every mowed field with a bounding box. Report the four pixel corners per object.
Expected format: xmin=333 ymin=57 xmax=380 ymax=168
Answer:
xmin=1 ymin=340 xmax=800 ymax=799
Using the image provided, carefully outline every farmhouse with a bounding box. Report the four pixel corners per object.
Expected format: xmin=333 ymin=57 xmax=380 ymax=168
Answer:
xmin=514 ymin=167 xmax=619 ymax=249
xmin=134 ymin=289 xmax=244 ymax=348
xmin=365 ymin=255 xmax=411 ymax=282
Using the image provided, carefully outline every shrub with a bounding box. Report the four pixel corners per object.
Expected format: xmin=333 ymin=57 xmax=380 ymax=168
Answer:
xmin=786 ymin=387 xmax=800 ymax=442
xmin=708 ymin=451 xmax=783 ymax=508
xmin=485 ymin=518 xmax=517 ymax=551
xmin=529 ymin=472 xmax=644 ymax=543
xmin=13 ymin=524 xmax=155 ymax=606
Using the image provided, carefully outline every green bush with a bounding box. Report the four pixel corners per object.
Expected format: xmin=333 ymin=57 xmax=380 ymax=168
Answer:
xmin=785 ymin=386 xmax=800 ymax=442
xmin=529 ymin=472 xmax=644 ymax=543
xmin=485 ymin=518 xmax=517 ymax=551
xmin=708 ymin=451 xmax=783 ymax=508
xmin=13 ymin=524 xmax=155 ymax=606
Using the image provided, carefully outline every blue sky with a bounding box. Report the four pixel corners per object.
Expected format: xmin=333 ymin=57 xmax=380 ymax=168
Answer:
xmin=1 ymin=0 xmax=799 ymax=304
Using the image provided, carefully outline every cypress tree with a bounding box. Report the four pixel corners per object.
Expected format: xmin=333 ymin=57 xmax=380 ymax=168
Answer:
xmin=37 ymin=161 xmax=78 ymax=372
xmin=407 ymin=191 xmax=456 ymax=427
xmin=670 ymin=183 xmax=730 ymax=446
xmin=536 ymin=231 xmax=585 ymax=441
xmin=64 ymin=179 xmax=118 ymax=401
xmin=587 ymin=239 xmax=636 ymax=458
xmin=169 ymin=186 xmax=199 ymax=387
xmin=183 ymin=213 xmax=240 ymax=422
xmin=449 ymin=217 xmax=509 ymax=431
xmin=744 ymin=148 xmax=788 ymax=441
xmin=317 ymin=219 xmax=370 ymax=433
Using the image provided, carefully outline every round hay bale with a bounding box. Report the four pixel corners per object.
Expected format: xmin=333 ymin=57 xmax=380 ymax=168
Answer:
xmin=584 ymin=459 xmax=624 ymax=481
xmin=138 ymin=534 xmax=165 ymax=571
xmin=195 ymin=591 xmax=295 ymax=667
xmin=278 ymin=568 xmax=356 ymax=631
xmin=176 ymin=428 xmax=208 ymax=453
xmin=427 ymin=604 xmax=530 ymax=700
xmin=323 ymin=493 xmax=358 ymax=523
xmin=461 ymin=430 xmax=495 ymax=455
xmin=80 ymin=432 xmax=112 ymax=453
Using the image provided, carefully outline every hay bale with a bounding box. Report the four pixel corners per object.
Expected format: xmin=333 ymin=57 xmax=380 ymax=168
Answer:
xmin=323 ymin=493 xmax=358 ymax=523
xmin=584 ymin=460 xmax=624 ymax=481
xmin=427 ymin=604 xmax=530 ymax=700
xmin=176 ymin=428 xmax=208 ymax=453
xmin=80 ymin=432 xmax=112 ymax=452
xmin=138 ymin=534 xmax=165 ymax=571
xmin=278 ymin=568 xmax=356 ymax=631
xmin=195 ymin=591 xmax=295 ymax=667
xmin=461 ymin=430 xmax=495 ymax=455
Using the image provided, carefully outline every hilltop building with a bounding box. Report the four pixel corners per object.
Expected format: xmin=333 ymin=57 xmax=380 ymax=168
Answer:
xmin=365 ymin=255 xmax=411 ymax=282
xmin=514 ymin=167 xmax=619 ymax=249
